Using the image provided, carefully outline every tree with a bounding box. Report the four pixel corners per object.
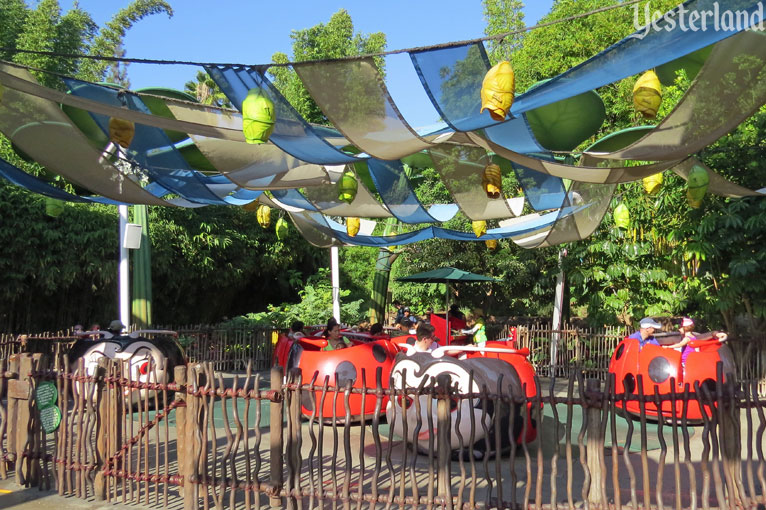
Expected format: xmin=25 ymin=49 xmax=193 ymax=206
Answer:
xmin=267 ymin=9 xmax=387 ymax=124
xmin=5 ymin=0 xmax=172 ymax=89
xmin=184 ymin=70 xmax=232 ymax=108
xmin=482 ymin=0 xmax=526 ymax=64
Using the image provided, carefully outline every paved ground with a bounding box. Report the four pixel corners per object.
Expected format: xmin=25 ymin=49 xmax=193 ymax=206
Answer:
xmin=0 ymin=478 xmax=136 ymax=510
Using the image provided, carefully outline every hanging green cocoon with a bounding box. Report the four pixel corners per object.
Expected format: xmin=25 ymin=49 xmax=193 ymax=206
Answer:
xmin=613 ymin=202 xmax=631 ymax=229
xmin=337 ymin=168 xmax=358 ymax=204
xmin=687 ymin=164 xmax=709 ymax=208
xmin=642 ymin=173 xmax=663 ymax=195
xmin=242 ymin=88 xmax=276 ymax=144
xmin=45 ymin=198 xmax=64 ymax=217
xmin=275 ymin=217 xmax=289 ymax=240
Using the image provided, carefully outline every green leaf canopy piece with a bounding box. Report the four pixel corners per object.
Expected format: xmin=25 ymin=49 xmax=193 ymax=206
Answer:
xmin=526 ymin=80 xmax=606 ymax=151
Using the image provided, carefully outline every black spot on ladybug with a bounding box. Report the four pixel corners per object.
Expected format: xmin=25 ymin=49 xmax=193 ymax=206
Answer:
xmin=335 ymin=361 xmax=357 ymax=387
xmin=623 ymin=373 xmax=636 ymax=394
xmin=615 ymin=342 xmax=625 ymax=360
xmin=372 ymin=344 xmax=387 ymax=363
xmin=301 ymin=391 xmax=314 ymax=411
xmin=648 ymin=356 xmax=672 ymax=384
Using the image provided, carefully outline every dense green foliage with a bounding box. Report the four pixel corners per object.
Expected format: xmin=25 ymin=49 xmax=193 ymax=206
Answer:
xmin=219 ymin=268 xmax=366 ymax=329
xmin=516 ymin=0 xmax=766 ymax=333
xmin=0 ymin=1 xmax=323 ymax=332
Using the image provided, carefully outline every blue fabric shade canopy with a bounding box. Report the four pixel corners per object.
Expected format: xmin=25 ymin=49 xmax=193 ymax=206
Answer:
xmin=0 ymin=0 xmax=764 ymax=248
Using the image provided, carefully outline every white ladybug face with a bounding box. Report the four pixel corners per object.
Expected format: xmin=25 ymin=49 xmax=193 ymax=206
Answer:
xmin=385 ymin=354 xmax=489 ymax=453
xmin=74 ymin=340 xmax=167 ymax=404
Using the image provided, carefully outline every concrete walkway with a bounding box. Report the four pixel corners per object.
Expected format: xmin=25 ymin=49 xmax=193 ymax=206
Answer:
xmin=0 ymin=478 xmax=136 ymax=510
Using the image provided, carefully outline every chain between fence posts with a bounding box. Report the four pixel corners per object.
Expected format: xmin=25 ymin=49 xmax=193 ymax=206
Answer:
xmin=586 ymin=378 xmax=604 ymax=506
xmin=270 ymin=366 xmax=284 ymax=509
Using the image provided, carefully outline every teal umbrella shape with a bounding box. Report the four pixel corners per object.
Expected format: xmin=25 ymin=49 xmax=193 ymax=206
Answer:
xmin=397 ymin=267 xmax=500 ymax=341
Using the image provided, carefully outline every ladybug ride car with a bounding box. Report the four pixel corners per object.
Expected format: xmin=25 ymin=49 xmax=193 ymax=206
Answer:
xmin=608 ymin=331 xmax=735 ymax=422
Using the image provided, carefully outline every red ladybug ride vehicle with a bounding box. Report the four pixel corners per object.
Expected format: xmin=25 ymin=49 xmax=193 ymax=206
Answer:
xmin=282 ymin=330 xmax=400 ymax=422
xmin=608 ymin=331 xmax=735 ymax=422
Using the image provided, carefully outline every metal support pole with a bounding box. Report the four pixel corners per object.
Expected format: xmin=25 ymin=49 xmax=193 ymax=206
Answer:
xmin=331 ymin=246 xmax=341 ymax=323
xmin=118 ymin=204 xmax=130 ymax=328
xmin=551 ymin=248 xmax=566 ymax=376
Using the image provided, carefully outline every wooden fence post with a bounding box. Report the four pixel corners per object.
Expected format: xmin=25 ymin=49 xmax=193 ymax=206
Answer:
xmin=436 ymin=374 xmax=453 ymax=510
xmin=183 ymin=364 xmax=200 ymax=510
xmin=270 ymin=366 xmax=284 ymax=509
xmin=4 ymin=355 xmax=20 ymax=479
xmin=0 ymin=358 xmax=8 ymax=479
xmin=585 ymin=378 xmax=604 ymax=505
xmin=11 ymin=354 xmax=33 ymax=486
xmin=173 ymin=365 xmax=192 ymax=508
xmin=93 ymin=359 xmax=109 ymax=500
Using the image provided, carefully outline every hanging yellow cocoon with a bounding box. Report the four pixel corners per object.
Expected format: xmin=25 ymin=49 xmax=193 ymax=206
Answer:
xmin=480 ymin=61 xmax=515 ymax=121
xmin=242 ymin=89 xmax=276 ymax=144
xmin=108 ymin=117 xmax=135 ymax=148
xmin=482 ymin=163 xmax=502 ymax=199
xmin=275 ymin=217 xmax=288 ymax=240
xmin=347 ymin=217 xmax=360 ymax=237
xmin=633 ymin=70 xmax=662 ymax=118
xmin=613 ymin=202 xmax=630 ymax=229
xmin=642 ymin=173 xmax=663 ymax=195
xmin=687 ymin=164 xmax=709 ymax=208
xmin=337 ymin=169 xmax=358 ymax=204
xmin=485 ymin=239 xmax=498 ymax=251
xmin=472 ymin=220 xmax=487 ymax=238
xmin=256 ymin=205 xmax=271 ymax=228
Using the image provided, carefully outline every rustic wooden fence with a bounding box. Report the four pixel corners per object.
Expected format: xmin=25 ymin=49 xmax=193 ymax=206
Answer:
xmin=2 ymin=353 xmax=766 ymax=509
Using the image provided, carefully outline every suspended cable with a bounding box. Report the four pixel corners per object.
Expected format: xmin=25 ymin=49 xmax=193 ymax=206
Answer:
xmin=0 ymin=0 xmax=643 ymax=69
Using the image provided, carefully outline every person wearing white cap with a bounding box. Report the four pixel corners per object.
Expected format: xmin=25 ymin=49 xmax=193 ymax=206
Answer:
xmin=627 ymin=317 xmax=663 ymax=348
